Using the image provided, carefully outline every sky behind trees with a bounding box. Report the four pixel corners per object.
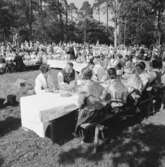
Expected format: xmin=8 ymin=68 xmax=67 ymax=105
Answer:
xmin=67 ymin=0 xmax=94 ymax=8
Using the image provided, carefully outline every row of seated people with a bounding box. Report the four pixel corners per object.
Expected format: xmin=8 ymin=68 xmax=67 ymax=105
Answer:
xmin=11 ymin=59 xmax=163 ymax=145
xmin=34 ymin=58 xmax=163 ymax=95
xmin=33 ymin=60 xmax=164 ymax=126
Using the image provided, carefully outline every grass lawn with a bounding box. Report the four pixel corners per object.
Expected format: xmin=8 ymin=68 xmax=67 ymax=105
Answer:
xmin=0 ymin=70 xmax=165 ymax=167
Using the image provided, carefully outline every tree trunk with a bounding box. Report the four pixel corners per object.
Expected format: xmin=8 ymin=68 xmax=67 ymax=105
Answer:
xmin=29 ymin=0 xmax=33 ymax=40
xmin=3 ymin=28 xmax=5 ymax=43
xmin=65 ymin=7 xmax=68 ymax=42
xmin=124 ymin=20 xmax=126 ymax=46
xmin=106 ymin=1 xmax=109 ymax=33
xmin=58 ymin=0 xmax=64 ymax=41
xmin=114 ymin=21 xmax=117 ymax=48
xmin=59 ymin=14 xmax=64 ymax=41
xmin=71 ymin=9 xmax=73 ymax=21
xmin=157 ymin=10 xmax=162 ymax=45
xmin=98 ymin=7 xmax=100 ymax=23
xmin=114 ymin=0 xmax=118 ymax=48
xmin=39 ymin=0 xmax=45 ymax=41
xmin=84 ymin=18 xmax=87 ymax=43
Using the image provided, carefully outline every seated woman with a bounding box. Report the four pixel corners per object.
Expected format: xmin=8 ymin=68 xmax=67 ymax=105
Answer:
xmin=34 ymin=64 xmax=55 ymax=94
xmin=105 ymin=68 xmax=129 ymax=109
xmin=75 ymin=68 xmax=109 ymax=137
xmin=124 ymin=62 xmax=144 ymax=93
xmin=79 ymin=60 xmax=94 ymax=80
xmin=78 ymin=68 xmax=105 ymax=98
xmin=57 ymin=62 xmax=78 ymax=91
xmin=125 ymin=72 xmax=143 ymax=93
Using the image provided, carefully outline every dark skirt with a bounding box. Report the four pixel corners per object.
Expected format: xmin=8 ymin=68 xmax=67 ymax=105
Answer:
xmin=75 ymin=102 xmax=110 ymax=135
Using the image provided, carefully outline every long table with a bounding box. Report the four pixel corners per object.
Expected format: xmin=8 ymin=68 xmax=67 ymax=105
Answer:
xmin=20 ymin=92 xmax=79 ymax=137
xmin=47 ymin=60 xmax=87 ymax=73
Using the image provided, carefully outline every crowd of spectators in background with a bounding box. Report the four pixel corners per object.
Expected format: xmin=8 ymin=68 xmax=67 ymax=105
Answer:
xmin=0 ymin=40 xmax=164 ymax=74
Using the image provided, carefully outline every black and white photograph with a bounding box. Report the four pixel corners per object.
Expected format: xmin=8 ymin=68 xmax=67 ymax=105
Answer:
xmin=0 ymin=0 xmax=165 ymax=166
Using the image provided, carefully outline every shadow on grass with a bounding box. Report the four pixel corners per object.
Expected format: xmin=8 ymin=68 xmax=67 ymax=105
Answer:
xmin=0 ymin=98 xmax=19 ymax=109
xmin=46 ymin=110 xmax=77 ymax=145
xmin=0 ymin=117 xmax=21 ymax=137
xmin=58 ymin=115 xmax=165 ymax=167
xmin=0 ymin=98 xmax=7 ymax=109
xmin=0 ymin=155 xmax=4 ymax=167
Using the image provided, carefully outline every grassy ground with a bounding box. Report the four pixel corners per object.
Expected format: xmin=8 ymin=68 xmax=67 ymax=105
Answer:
xmin=0 ymin=70 xmax=165 ymax=167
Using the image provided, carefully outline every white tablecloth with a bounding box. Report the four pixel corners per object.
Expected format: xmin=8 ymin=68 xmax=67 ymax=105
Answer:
xmin=20 ymin=93 xmax=79 ymax=137
xmin=47 ymin=60 xmax=87 ymax=73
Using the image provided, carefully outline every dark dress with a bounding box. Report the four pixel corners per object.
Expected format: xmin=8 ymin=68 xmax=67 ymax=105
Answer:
xmin=67 ymin=47 xmax=76 ymax=60
xmin=14 ymin=55 xmax=25 ymax=72
xmin=75 ymin=81 xmax=108 ymax=137
xmin=76 ymin=97 xmax=104 ymax=127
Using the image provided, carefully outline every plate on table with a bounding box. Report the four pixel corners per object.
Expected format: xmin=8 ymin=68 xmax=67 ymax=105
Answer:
xmin=60 ymin=91 xmax=73 ymax=97
xmin=53 ymin=89 xmax=60 ymax=93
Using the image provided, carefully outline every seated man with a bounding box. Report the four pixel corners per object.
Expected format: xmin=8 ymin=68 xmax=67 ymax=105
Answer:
xmin=148 ymin=59 xmax=162 ymax=87
xmin=106 ymin=68 xmax=129 ymax=108
xmin=58 ymin=62 xmax=78 ymax=91
xmin=34 ymin=64 xmax=55 ymax=94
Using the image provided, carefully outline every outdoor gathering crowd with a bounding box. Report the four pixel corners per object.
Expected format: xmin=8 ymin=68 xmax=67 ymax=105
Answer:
xmin=1 ymin=40 xmax=165 ymax=143
xmin=0 ymin=40 xmax=163 ymax=73
xmin=32 ymin=45 xmax=165 ymax=140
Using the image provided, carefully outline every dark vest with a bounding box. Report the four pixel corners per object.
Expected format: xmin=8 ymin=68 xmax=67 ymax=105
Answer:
xmin=150 ymin=71 xmax=162 ymax=87
xmin=62 ymin=69 xmax=75 ymax=84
